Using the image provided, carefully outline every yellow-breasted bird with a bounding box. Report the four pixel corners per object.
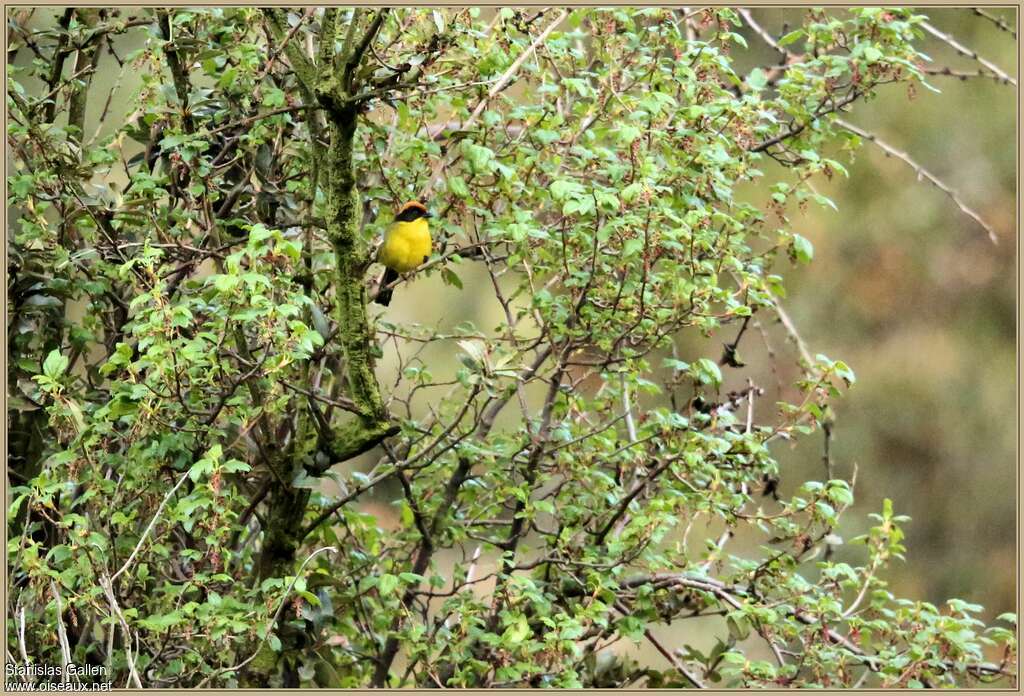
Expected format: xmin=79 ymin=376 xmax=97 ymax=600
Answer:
xmin=375 ymin=200 xmax=433 ymax=306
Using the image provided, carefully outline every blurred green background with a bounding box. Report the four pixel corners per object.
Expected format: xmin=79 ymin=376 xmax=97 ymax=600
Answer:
xmin=762 ymin=7 xmax=1016 ymax=622
xmin=11 ymin=5 xmax=1016 ymax=631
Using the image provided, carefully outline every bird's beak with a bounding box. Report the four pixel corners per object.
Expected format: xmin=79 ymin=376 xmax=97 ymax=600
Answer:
xmin=424 ymin=211 xmax=434 ymax=219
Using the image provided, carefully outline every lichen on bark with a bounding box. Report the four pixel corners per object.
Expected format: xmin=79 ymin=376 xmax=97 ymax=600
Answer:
xmin=243 ymin=10 xmax=397 ymax=685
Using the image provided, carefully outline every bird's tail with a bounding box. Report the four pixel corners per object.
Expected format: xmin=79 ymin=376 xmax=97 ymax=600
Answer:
xmin=374 ymin=267 xmax=400 ymax=306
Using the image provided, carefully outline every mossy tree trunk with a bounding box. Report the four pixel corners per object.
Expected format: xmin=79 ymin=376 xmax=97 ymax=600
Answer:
xmin=241 ymin=10 xmax=394 ymax=686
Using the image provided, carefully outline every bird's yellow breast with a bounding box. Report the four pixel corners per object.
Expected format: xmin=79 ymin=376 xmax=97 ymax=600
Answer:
xmin=379 ymin=218 xmax=432 ymax=273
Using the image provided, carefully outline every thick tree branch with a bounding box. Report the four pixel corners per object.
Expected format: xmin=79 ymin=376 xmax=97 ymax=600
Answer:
xmin=42 ymin=8 xmax=74 ymax=124
xmin=263 ymin=9 xmax=318 ymax=97
xmin=344 ymin=9 xmax=389 ymax=93
xmin=158 ymin=10 xmax=194 ymax=134
xmin=66 ymin=10 xmax=104 ymax=138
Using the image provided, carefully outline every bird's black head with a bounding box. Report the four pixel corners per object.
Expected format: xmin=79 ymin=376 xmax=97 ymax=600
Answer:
xmin=395 ymin=200 xmax=433 ymax=222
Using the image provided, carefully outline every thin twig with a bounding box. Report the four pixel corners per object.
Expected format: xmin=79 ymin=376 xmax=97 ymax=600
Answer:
xmin=50 ymin=581 xmax=78 ymax=685
xmin=822 ymin=419 xmax=836 ymax=560
xmin=99 ymin=576 xmax=143 ymax=687
xmin=739 ymin=8 xmax=785 ymax=55
xmin=621 ymin=376 xmax=638 ymax=443
xmin=255 ymin=7 xmax=314 ymax=84
xmin=595 ymin=456 xmax=679 ymax=544
xmin=822 ymin=421 xmax=834 ymax=481
xmin=771 ymin=296 xmax=815 ymax=370
xmin=972 ymin=8 xmax=1016 ymax=38
xmin=197 ymin=546 xmax=337 ymax=687
xmin=842 ymin=555 xmax=881 ymax=619
xmin=923 ymin=66 xmax=1016 ymax=84
xmin=613 ymin=600 xmax=705 ymax=688
xmin=700 ymin=529 xmax=732 ymax=574
xmin=920 ymin=19 xmax=1016 ymax=87
xmin=205 ymin=105 xmax=311 ymax=137
xmin=444 ymin=545 xmax=482 ymax=630
xmin=836 ymin=118 xmax=999 ymax=244
xmin=421 ymin=8 xmax=567 ymax=198
xmin=677 ymin=7 xmax=699 ymax=42
xmin=750 ymin=89 xmax=861 ymax=153
xmin=468 ymin=9 xmax=566 ymax=123
xmin=17 ymin=606 xmax=32 ymax=679
xmin=746 ymin=377 xmax=755 ymax=434
xmin=300 ymin=469 xmax=395 ymax=539
xmin=111 ymin=470 xmax=190 ymax=583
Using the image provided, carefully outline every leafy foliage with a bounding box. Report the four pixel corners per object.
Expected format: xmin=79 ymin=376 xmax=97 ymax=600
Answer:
xmin=7 ymin=7 xmax=1016 ymax=688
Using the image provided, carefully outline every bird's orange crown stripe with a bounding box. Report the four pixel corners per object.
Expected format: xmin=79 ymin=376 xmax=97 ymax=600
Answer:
xmin=397 ymin=200 xmax=428 ymax=215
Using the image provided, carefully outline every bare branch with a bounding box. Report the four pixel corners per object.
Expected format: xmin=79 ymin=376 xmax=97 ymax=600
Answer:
xmin=972 ymin=8 xmax=1016 ymax=38
xmin=771 ymin=295 xmax=815 ymax=372
xmin=923 ymin=65 xmax=1016 ymax=85
xmin=111 ymin=470 xmax=191 ymax=583
xmin=49 ymin=581 xmax=79 ymax=685
xmin=613 ymin=600 xmax=705 ymax=688
xmin=739 ymin=8 xmax=785 ymax=56
xmin=99 ymin=576 xmax=144 ymax=687
xmin=16 ymin=606 xmax=31 ymax=681
xmin=920 ymin=19 xmax=1017 ymax=87
xmin=836 ymin=117 xmax=999 ymax=244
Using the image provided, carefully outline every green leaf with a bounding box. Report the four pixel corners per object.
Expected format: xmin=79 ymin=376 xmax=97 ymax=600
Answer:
xmin=746 ymin=67 xmax=767 ymax=91
xmin=833 ymin=360 xmax=856 ymax=386
xmin=502 ymin=615 xmax=531 ymax=645
xmin=431 ymin=9 xmax=445 ymax=34
xmin=727 ymin=614 xmax=752 ymax=641
xmin=447 ymin=176 xmax=469 ymax=198
xmin=778 ymin=29 xmax=804 ymax=46
xmin=790 ymin=233 xmax=814 ymax=265
xmin=691 ymin=358 xmax=722 ymax=387
xmin=441 ymin=267 xmax=463 ymax=289
xmin=550 ymin=179 xmax=584 ymax=201
xmin=212 ymin=274 xmax=239 ymax=293
xmin=139 ymin=611 xmax=183 ymax=631
xmin=621 ymin=182 xmax=645 ymax=203
xmin=863 ymin=45 xmax=883 ymax=63
xmin=42 ymin=350 xmax=69 ymax=380
xmin=462 ymin=142 xmax=496 ymax=174
xmin=378 ymin=573 xmax=399 ymax=596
